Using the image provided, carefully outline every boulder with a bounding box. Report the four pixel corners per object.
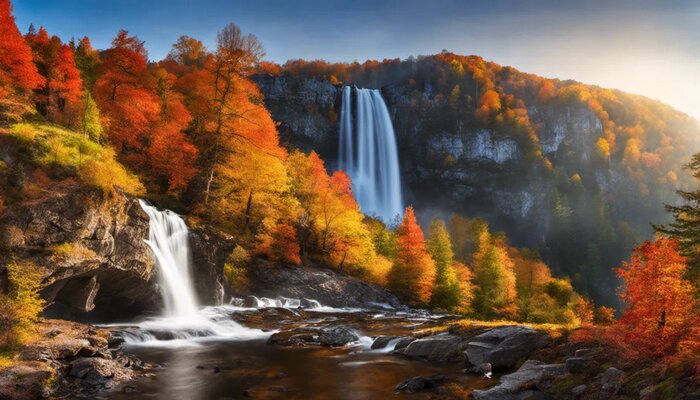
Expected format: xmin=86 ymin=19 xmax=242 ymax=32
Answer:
xmin=318 ymin=326 xmax=359 ymax=347
xmin=398 ymin=334 xmax=464 ymax=362
xmin=68 ymin=357 xmax=133 ymax=388
xmin=571 ymin=384 xmax=587 ymax=396
xmin=601 ymin=367 xmax=623 ymax=394
xmin=472 ymin=360 xmax=568 ymax=400
xmin=464 ymin=326 xmax=552 ymax=370
xmin=565 ymin=357 xmax=593 ymax=373
xmin=396 ymin=375 xmax=446 ymax=392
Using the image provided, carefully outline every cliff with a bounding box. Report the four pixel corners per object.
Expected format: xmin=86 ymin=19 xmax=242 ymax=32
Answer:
xmin=252 ymin=56 xmax=700 ymax=305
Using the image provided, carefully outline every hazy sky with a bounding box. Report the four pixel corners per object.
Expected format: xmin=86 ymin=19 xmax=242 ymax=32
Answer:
xmin=12 ymin=0 xmax=700 ymax=119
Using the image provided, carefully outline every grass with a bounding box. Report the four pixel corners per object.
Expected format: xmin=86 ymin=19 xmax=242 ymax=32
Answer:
xmin=0 ymin=348 xmax=17 ymax=369
xmin=5 ymin=122 xmax=144 ymax=194
xmin=418 ymin=318 xmax=574 ymax=339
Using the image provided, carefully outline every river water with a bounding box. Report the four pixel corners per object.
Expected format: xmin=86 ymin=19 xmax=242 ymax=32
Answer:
xmin=102 ymin=303 xmax=493 ymax=399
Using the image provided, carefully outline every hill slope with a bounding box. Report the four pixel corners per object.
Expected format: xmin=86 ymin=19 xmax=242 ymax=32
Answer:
xmin=253 ymin=53 xmax=700 ymax=305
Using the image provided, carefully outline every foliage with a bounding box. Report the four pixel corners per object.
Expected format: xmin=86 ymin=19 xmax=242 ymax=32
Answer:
xmin=49 ymin=242 xmax=97 ymax=263
xmin=0 ymin=260 xmax=45 ymax=348
xmin=388 ymin=206 xmax=436 ymax=305
xmin=6 ymin=122 xmax=144 ymax=194
xmin=611 ymin=239 xmax=698 ymax=361
xmin=0 ymin=0 xmax=43 ymax=121
xmin=427 ymin=218 xmax=470 ymax=311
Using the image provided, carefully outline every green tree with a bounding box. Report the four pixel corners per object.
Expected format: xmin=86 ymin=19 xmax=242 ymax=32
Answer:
xmin=80 ymin=90 xmax=103 ymax=141
xmin=427 ymin=219 xmax=461 ymax=310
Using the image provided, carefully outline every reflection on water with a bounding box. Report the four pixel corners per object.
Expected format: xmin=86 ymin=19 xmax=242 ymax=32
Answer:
xmin=102 ymin=307 xmax=493 ymax=399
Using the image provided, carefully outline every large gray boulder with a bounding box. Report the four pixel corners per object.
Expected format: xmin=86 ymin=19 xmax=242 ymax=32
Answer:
xmin=398 ymin=334 xmax=464 ymax=362
xmin=464 ymin=326 xmax=552 ymax=370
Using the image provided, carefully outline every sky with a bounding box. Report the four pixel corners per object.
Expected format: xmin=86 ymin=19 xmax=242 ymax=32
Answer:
xmin=12 ymin=0 xmax=700 ymax=119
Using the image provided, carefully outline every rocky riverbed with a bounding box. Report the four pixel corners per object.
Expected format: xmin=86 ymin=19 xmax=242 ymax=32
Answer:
xmin=0 ymin=298 xmax=643 ymax=400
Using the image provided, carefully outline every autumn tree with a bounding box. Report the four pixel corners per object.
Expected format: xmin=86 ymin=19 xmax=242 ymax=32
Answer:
xmin=0 ymin=0 xmax=43 ymax=120
xmin=471 ymin=239 xmax=517 ymax=319
xmin=95 ymin=30 xmax=198 ymax=193
xmin=25 ymin=27 xmax=83 ymax=125
xmin=71 ymin=36 xmax=101 ymax=89
xmin=612 ymin=239 xmax=698 ymax=360
xmin=388 ymin=206 xmax=436 ymax=305
xmin=427 ymin=218 xmax=462 ymax=310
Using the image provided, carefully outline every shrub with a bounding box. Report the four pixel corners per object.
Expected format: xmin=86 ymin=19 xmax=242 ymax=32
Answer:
xmin=49 ymin=242 xmax=97 ymax=263
xmin=0 ymin=261 xmax=45 ymax=348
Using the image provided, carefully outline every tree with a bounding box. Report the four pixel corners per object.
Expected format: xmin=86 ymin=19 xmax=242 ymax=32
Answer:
xmin=71 ymin=36 xmax=101 ymax=89
xmin=25 ymin=27 xmax=83 ymax=124
xmin=472 ymin=240 xmax=517 ymax=318
xmin=427 ymin=218 xmax=462 ymax=310
xmin=612 ymin=239 xmax=698 ymax=360
xmin=388 ymin=206 xmax=436 ymax=305
xmin=655 ymin=153 xmax=700 ymax=291
xmin=80 ymin=90 xmax=102 ymax=141
xmin=0 ymin=0 xmax=44 ymax=119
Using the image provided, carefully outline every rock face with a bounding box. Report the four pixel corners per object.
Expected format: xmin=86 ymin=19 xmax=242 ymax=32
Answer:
xmin=464 ymin=326 xmax=552 ymax=371
xmin=0 ymin=191 xmax=235 ymax=320
xmin=241 ymin=260 xmax=403 ymax=309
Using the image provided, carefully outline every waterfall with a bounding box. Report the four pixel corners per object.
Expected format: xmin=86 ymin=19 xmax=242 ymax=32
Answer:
xmin=139 ymin=200 xmax=199 ymax=317
xmin=118 ymin=200 xmax=270 ymax=346
xmin=338 ymin=87 xmax=403 ymax=223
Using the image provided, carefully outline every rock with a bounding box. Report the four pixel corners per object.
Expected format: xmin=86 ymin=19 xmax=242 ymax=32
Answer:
xmin=370 ymin=336 xmax=398 ymax=350
xmin=0 ymin=190 xmax=236 ymax=320
xmin=601 ymin=367 xmax=623 ymax=394
xmin=571 ymin=384 xmax=587 ymax=396
xmin=68 ymin=357 xmax=133 ymax=388
xmin=471 ymin=360 xmax=568 ymax=400
xmin=267 ymin=328 xmax=319 ymax=346
xmin=640 ymin=385 xmax=657 ymax=400
xmin=565 ymin=357 xmax=592 ymax=373
xmin=241 ymin=260 xmax=402 ymax=309
xmin=318 ymin=326 xmax=359 ymax=347
xmin=396 ymin=375 xmax=446 ymax=392
xmin=464 ymin=326 xmax=552 ymax=370
xmin=399 ymin=334 xmax=463 ymax=362
xmin=19 ymin=338 xmax=90 ymax=361
xmin=574 ymin=348 xmax=593 ymax=357
xmin=394 ymin=337 xmax=415 ymax=351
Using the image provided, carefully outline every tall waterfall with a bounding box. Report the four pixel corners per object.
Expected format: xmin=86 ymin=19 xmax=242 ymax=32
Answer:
xmin=139 ymin=200 xmax=199 ymax=317
xmin=338 ymin=86 xmax=403 ymax=223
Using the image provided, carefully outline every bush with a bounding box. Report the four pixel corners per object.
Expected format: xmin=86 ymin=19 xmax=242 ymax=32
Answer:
xmin=5 ymin=122 xmax=144 ymax=195
xmin=0 ymin=261 xmax=45 ymax=348
xmin=49 ymin=242 xmax=97 ymax=263
xmin=223 ymin=247 xmax=251 ymax=292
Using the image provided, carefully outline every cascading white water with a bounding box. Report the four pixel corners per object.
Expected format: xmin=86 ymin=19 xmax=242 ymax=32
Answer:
xmin=122 ymin=201 xmax=269 ymax=347
xmin=139 ymin=200 xmax=199 ymax=317
xmin=338 ymin=87 xmax=403 ymax=223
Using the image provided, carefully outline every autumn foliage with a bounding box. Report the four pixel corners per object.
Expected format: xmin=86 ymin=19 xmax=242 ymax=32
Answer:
xmin=0 ymin=0 xmax=43 ymax=119
xmin=388 ymin=207 xmax=437 ymax=305
xmin=611 ymin=239 xmax=699 ymax=361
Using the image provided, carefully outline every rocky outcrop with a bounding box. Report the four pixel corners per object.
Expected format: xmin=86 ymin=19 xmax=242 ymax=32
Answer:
xmin=464 ymin=326 xmax=552 ymax=371
xmin=0 ymin=190 xmax=235 ymax=320
xmin=0 ymin=320 xmax=146 ymax=399
xmin=241 ymin=260 xmax=403 ymax=309
xmin=472 ymin=360 xmax=568 ymax=400
xmin=397 ymin=334 xmax=465 ymax=362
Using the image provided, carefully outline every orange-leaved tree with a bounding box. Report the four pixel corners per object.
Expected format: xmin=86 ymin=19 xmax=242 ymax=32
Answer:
xmin=389 ymin=206 xmax=436 ymax=304
xmin=613 ymin=238 xmax=698 ymax=361
xmin=0 ymin=0 xmax=44 ymax=119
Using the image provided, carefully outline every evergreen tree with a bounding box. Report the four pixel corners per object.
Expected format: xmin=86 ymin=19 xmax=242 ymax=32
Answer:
xmin=80 ymin=90 xmax=102 ymax=141
xmin=427 ymin=218 xmax=461 ymax=310
xmin=655 ymin=153 xmax=700 ymax=291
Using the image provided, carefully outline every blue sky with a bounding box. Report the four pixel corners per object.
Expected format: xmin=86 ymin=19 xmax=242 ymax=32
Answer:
xmin=11 ymin=0 xmax=700 ymax=119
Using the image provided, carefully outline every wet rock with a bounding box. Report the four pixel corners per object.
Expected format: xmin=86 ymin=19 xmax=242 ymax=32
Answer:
xmin=396 ymin=374 xmax=446 ymax=392
xmin=601 ymin=367 xmax=623 ymax=394
xmin=471 ymin=360 xmax=568 ymax=400
xmin=68 ymin=357 xmax=133 ymax=388
xmin=571 ymin=384 xmax=587 ymax=396
xmin=464 ymin=326 xmax=552 ymax=371
xmin=394 ymin=336 xmax=416 ymax=351
xmin=267 ymin=328 xmax=320 ymax=346
xmin=565 ymin=357 xmax=593 ymax=373
xmin=318 ymin=326 xmax=359 ymax=347
xmin=370 ymin=335 xmax=407 ymax=350
xmin=399 ymin=334 xmax=463 ymax=362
